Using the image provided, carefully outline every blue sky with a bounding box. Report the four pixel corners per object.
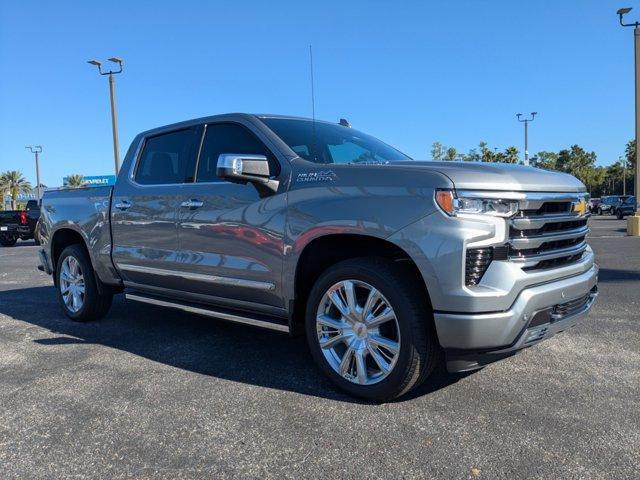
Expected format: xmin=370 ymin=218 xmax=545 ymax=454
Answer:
xmin=0 ymin=0 xmax=636 ymax=187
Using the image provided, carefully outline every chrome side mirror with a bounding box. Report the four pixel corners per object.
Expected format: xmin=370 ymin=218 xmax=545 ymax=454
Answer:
xmin=216 ymin=154 xmax=278 ymax=195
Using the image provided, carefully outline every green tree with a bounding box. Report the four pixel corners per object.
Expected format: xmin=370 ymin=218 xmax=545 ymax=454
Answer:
xmin=502 ymin=146 xmax=520 ymax=164
xmin=0 ymin=170 xmax=32 ymax=210
xmin=531 ymin=151 xmax=558 ymax=170
xmin=66 ymin=174 xmax=85 ymax=188
xmin=479 ymin=141 xmax=496 ymax=162
xmin=444 ymin=147 xmax=458 ymax=161
xmin=625 ymin=139 xmax=636 ymax=170
xmin=431 ymin=142 xmax=444 ymax=161
xmin=465 ymin=148 xmax=480 ymax=162
xmin=556 ymin=145 xmax=597 ymax=186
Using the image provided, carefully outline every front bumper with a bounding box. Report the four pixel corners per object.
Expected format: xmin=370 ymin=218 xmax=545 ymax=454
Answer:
xmin=435 ymin=264 xmax=598 ymax=372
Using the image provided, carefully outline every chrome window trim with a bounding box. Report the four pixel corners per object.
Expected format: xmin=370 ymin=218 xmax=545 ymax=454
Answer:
xmin=192 ymin=124 xmax=207 ymax=182
xmin=118 ymin=263 xmax=276 ymax=291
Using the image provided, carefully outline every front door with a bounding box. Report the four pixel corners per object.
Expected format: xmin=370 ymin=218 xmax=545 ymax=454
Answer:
xmin=111 ymin=127 xmax=200 ymax=291
xmin=176 ymin=122 xmax=287 ymax=309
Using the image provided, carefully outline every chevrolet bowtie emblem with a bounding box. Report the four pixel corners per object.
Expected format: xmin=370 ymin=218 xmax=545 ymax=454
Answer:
xmin=572 ymin=199 xmax=587 ymax=215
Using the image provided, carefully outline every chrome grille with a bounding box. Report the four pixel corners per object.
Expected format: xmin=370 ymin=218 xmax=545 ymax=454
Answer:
xmin=508 ymin=193 xmax=589 ymax=271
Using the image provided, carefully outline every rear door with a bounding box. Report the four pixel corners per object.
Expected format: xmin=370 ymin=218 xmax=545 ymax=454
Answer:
xmin=111 ymin=127 xmax=200 ymax=291
xmin=175 ymin=122 xmax=287 ymax=309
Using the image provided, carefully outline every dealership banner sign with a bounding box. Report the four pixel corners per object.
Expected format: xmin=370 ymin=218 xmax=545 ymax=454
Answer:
xmin=63 ymin=175 xmax=116 ymax=187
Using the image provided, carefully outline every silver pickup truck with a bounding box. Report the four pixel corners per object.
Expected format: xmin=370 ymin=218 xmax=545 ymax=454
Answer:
xmin=38 ymin=114 xmax=598 ymax=401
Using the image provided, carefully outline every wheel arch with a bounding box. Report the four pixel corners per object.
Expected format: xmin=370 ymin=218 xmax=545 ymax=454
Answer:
xmin=290 ymin=233 xmax=433 ymax=335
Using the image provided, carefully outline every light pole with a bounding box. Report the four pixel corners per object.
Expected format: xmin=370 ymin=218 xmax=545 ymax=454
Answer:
xmin=25 ymin=145 xmax=42 ymax=203
xmin=88 ymin=57 xmax=124 ymax=174
xmin=516 ymin=112 xmax=537 ymax=166
xmin=620 ymin=155 xmax=627 ymax=195
xmin=617 ymin=8 xmax=640 ymax=212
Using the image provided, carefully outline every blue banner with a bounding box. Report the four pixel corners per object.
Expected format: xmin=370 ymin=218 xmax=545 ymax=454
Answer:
xmin=62 ymin=175 xmax=116 ymax=187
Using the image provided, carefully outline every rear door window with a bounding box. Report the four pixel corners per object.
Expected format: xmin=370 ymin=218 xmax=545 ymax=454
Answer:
xmin=135 ymin=129 xmax=195 ymax=185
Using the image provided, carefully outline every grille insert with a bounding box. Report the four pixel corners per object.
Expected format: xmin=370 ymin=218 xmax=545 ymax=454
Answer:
xmin=522 ymin=252 xmax=584 ymax=271
xmin=508 ymin=194 xmax=590 ymax=271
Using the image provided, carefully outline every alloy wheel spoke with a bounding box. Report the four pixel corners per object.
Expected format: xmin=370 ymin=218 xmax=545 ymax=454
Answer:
xmin=329 ymin=290 xmax=350 ymax=318
xmin=368 ymin=334 xmax=399 ymax=354
xmin=319 ymin=332 xmax=351 ymax=350
xmin=342 ymin=281 xmax=358 ymax=316
xmin=339 ymin=347 xmax=355 ymax=377
xmin=362 ymin=288 xmax=381 ymax=320
xmin=354 ymin=349 xmax=368 ymax=385
xmin=75 ymin=291 xmax=83 ymax=309
xmin=367 ymin=344 xmax=391 ymax=373
xmin=317 ymin=314 xmax=347 ymax=331
xmin=61 ymin=263 xmax=71 ymax=280
xmin=367 ymin=307 xmax=395 ymax=328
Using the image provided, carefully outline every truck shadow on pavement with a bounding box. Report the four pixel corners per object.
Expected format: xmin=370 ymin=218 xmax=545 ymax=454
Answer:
xmin=596 ymin=267 xmax=640 ymax=283
xmin=0 ymin=286 xmax=471 ymax=403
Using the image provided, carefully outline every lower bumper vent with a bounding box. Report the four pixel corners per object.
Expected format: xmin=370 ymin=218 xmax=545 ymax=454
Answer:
xmin=465 ymin=247 xmax=493 ymax=286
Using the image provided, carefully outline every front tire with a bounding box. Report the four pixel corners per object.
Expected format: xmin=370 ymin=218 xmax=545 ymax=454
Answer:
xmin=305 ymin=257 xmax=439 ymax=402
xmin=56 ymin=244 xmax=112 ymax=321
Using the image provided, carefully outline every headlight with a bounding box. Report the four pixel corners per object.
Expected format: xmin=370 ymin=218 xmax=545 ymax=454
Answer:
xmin=435 ymin=190 xmax=519 ymax=218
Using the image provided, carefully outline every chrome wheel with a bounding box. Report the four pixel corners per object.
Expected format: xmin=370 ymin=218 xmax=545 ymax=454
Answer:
xmin=60 ymin=256 xmax=85 ymax=313
xmin=315 ymin=280 xmax=400 ymax=385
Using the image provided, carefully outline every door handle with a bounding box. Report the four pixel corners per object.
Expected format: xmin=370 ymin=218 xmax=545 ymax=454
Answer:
xmin=114 ymin=200 xmax=132 ymax=211
xmin=181 ymin=199 xmax=204 ymax=209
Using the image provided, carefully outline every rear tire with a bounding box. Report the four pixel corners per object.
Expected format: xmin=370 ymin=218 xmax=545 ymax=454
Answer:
xmin=56 ymin=244 xmax=113 ymax=322
xmin=597 ymin=208 xmax=602 ymax=215
xmin=616 ymin=209 xmax=623 ymax=220
xmin=0 ymin=235 xmax=17 ymax=247
xmin=305 ymin=257 xmax=439 ymax=402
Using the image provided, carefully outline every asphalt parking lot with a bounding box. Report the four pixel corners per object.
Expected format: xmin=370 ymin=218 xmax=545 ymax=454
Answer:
xmin=0 ymin=215 xmax=638 ymax=479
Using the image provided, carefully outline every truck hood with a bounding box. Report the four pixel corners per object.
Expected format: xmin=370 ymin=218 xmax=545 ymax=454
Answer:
xmin=391 ymin=161 xmax=586 ymax=193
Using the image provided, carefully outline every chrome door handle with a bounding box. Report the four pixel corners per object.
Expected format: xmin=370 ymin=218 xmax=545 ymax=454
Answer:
xmin=114 ymin=200 xmax=132 ymax=210
xmin=181 ymin=199 xmax=204 ymax=209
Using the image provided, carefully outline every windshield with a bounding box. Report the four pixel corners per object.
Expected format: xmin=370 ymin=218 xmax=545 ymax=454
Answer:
xmin=260 ymin=117 xmax=412 ymax=165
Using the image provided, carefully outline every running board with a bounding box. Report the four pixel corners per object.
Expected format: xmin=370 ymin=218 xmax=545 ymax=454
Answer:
xmin=125 ymin=293 xmax=290 ymax=333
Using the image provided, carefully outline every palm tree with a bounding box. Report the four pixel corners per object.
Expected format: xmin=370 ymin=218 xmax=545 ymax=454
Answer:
xmin=66 ymin=174 xmax=85 ymax=188
xmin=0 ymin=171 xmax=32 ymax=210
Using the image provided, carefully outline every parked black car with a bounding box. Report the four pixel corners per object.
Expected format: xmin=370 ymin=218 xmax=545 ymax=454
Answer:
xmin=0 ymin=200 xmax=40 ymax=246
xmin=598 ymin=195 xmax=630 ymax=215
xmin=614 ymin=196 xmax=637 ymax=219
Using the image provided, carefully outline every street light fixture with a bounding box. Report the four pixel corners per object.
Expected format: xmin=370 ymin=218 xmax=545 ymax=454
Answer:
xmin=88 ymin=56 xmax=124 ymax=174
xmin=617 ymin=8 xmax=640 ymax=215
xmin=25 ymin=146 xmax=43 ymax=204
xmin=516 ymin=112 xmax=537 ymax=166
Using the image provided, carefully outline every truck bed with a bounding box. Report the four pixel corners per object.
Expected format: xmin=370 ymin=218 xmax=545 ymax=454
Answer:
xmin=39 ymin=185 xmax=117 ymax=283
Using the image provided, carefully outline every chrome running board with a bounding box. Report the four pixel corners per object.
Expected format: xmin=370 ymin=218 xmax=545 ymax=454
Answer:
xmin=125 ymin=293 xmax=290 ymax=333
